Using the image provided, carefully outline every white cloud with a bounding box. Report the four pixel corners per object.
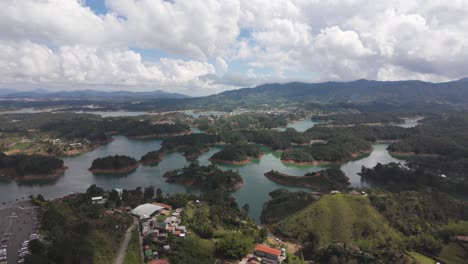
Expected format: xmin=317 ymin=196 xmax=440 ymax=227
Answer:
xmin=1 ymin=0 xmax=468 ymax=94
xmin=0 ymin=41 xmax=219 ymax=95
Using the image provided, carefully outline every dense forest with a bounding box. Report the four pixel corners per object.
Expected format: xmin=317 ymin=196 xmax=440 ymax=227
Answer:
xmin=89 ymin=155 xmax=139 ymax=173
xmin=210 ymin=144 xmax=261 ymax=162
xmin=163 ymin=163 xmax=243 ymax=191
xmin=261 ymin=189 xmax=317 ymax=225
xmin=359 ymin=162 xmax=468 ymax=195
xmin=0 ymin=153 xmax=64 ymax=178
xmin=388 ymin=113 xmax=468 ymax=156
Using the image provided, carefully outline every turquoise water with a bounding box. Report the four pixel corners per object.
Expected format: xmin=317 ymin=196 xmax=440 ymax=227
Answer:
xmin=277 ymin=119 xmax=318 ymax=132
xmin=0 ymin=136 xmax=403 ymax=222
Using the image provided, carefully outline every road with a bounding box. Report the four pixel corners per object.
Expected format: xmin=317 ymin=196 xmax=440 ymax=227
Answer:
xmin=0 ymin=201 xmax=38 ymax=264
xmin=114 ymin=219 xmax=137 ymax=264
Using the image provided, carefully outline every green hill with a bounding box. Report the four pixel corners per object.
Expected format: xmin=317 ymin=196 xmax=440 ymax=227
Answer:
xmin=273 ymin=194 xmax=401 ymax=250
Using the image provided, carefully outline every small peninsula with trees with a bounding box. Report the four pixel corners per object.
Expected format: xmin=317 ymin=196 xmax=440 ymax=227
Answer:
xmin=89 ymin=155 xmax=139 ymax=174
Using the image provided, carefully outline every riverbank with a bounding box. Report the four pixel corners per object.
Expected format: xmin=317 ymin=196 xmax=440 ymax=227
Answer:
xmin=280 ymin=149 xmax=372 ymax=166
xmin=389 ymin=151 xmax=441 ymax=158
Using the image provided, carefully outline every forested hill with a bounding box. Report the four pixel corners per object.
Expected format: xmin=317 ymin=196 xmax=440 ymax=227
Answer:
xmin=207 ymin=78 xmax=468 ymax=105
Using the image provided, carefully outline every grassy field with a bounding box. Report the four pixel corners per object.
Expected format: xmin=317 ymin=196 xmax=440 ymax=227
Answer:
xmin=124 ymin=230 xmax=142 ymax=264
xmin=438 ymin=242 xmax=468 ymax=264
xmin=274 ymin=194 xmax=401 ymax=250
xmin=407 ymin=252 xmax=437 ymax=264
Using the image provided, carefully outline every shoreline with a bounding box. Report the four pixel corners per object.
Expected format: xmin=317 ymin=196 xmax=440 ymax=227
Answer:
xmin=129 ymin=131 xmax=190 ymax=139
xmin=280 ymin=149 xmax=372 ymax=165
xmin=9 ymin=166 xmax=68 ymax=181
xmin=388 ymin=151 xmax=441 ymax=158
xmin=209 ymin=154 xmax=263 ymax=165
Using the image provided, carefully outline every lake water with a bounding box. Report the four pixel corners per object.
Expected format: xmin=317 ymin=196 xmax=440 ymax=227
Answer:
xmin=396 ymin=117 xmax=424 ymax=128
xmin=276 ymin=119 xmax=318 ymax=132
xmin=0 ymin=135 xmax=404 ymax=222
xmin=340 ymin=144 xmax=405 ymax=187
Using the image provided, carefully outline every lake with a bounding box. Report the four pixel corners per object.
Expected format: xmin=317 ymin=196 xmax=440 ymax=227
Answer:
xmin=397 ymin=117 xmax=424 ymax=128
xmin=0 ymin=135 xmax=404 ymax=222
xmin=277 ymin=119 xmax=319 ymax=132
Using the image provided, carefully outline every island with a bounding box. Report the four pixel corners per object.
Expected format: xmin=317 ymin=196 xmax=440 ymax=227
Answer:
xmin=209 ymin=144 xmax=262 ymax=164
xmin=0 ymin=153 xmax=66 ymax=181
xmin=163 ymin=163 xmax=243 ymax=191
xmin=264 ymin=168 xmax=350 ymax=191
xmin=89 ymin=155 xmax=139 ymax=174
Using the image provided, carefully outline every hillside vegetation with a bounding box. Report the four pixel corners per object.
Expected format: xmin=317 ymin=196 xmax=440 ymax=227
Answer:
xmin=274 ymin=194 xmax=401 ymax=250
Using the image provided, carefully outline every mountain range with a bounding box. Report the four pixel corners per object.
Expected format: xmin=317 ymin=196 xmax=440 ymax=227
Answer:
xmin=2 ymin=78 xmax=468 ymax=105
xmin=0 ymin=89 xmax=189 ymax=100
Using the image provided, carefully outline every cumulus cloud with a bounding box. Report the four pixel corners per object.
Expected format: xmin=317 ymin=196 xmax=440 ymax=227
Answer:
xmin=0 ymin=0 xmax=468 ymax=94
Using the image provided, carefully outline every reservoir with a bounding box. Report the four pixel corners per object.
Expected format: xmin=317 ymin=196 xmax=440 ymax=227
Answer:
xmin=0 ymin=136 xmax=404 ymax=222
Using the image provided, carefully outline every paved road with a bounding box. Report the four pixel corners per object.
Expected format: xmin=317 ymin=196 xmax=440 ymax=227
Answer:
xmin=0 ymin=201 xmax=38 ymax=264
xmin=114 ymin=219 xmax=137 ymax=264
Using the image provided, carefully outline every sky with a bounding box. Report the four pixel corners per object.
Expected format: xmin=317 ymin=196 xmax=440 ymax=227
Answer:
xmin=1 ymin=0 xmax=468 ymax=96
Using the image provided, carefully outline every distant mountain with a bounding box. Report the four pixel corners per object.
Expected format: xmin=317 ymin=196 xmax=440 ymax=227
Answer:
xmin=0 ymin=89 xmax=189 ymax=100
xmin=0 ymin=88 xmax=18 ymax=96
xmin=205 ymin=79 xmax=468 ymax=105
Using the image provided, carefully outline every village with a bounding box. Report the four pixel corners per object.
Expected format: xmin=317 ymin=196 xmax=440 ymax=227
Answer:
xmin=90 ymin=188 xmax=289 ymax=264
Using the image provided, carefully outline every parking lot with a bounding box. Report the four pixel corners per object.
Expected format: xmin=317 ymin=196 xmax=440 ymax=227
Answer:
xmin=0 ymin=201 xmax=39 ymax=264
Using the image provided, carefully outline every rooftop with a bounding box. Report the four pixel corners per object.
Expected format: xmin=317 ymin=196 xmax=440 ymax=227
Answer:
xmin=131 ymin=203 xmax=164 ymax=217
xmin=255 ymin=244 xmax=281 ymax=257
xmin=152 ymin=202 xmax=173 ymax=210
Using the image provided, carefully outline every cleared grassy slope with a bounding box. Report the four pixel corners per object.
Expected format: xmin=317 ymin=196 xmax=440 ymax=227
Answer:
xmin=274 ymin=194 xmax=401 ymax=250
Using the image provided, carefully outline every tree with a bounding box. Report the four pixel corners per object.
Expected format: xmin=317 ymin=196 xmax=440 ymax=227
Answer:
xmin=143 ymin=186 xmax=155 ymax=200
xmin=215 ymin=232 xmax=253 ymax=259
xmin=242 ymin=203 xmax=250 ymax=215
xmin=86 ymin=184 xmax=104 ymax=197
xmin=156 ymin=188 xmax=163 ymax=202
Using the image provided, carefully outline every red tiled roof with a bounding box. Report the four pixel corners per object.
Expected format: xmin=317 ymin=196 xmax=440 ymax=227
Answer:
xmin=255 ymin=244 xmax=281 ymax=256
xmin=152 ymin=202 xmax=172 ymax=210
xmin=150 ymin=259 xmax=169 ymax=264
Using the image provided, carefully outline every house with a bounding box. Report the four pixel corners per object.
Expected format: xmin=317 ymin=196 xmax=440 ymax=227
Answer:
xmin=91 ymin=196 xmax=104 ymax=204
xmin=160 ymin=209 xmax=171 ymax=216
xmin=150 ymin=258 xmax=169 ymax=264
xmin=330 ymin=190 xmax=341 ymax=195
xmin=176 ymin=226 xmax=186 ymax=232
xmin=254 ymin=244 xmax=282 ymax=264
xmin=164 ymin=216 xmax=177 ymax=224
xmin=165 ymin=226 xmax=175 ymax=233
xmin=144 ymin=248 xmax=153 ymax=260
xmin=451 ymin=236 xmax=468 ymax=242
xmin=69 ymin=143 xmax=82 ymax=148
xmin=163 ymin=245 xmax=171 ymax=251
